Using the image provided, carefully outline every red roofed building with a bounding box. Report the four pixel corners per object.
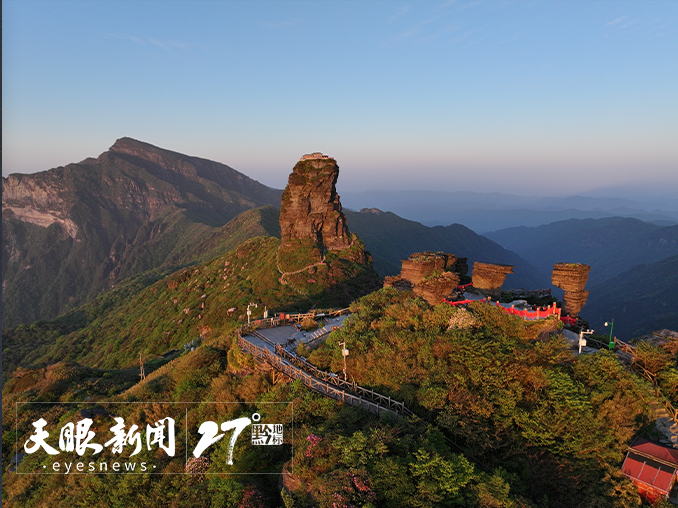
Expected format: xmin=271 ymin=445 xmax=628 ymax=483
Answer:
xmin=621 ymin=437 xmax=678 ymax=504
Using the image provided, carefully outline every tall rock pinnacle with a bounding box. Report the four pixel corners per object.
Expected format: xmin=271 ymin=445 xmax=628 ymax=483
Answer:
xmin=552 ymin=263 xmax=590 ymax=318
xmin=279 ymin=153 xmax=352 ymax=250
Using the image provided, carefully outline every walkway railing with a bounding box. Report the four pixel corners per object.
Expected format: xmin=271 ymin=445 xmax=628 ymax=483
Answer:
xmin=237 ymin=333 xmax=412 ymax=418
xmin=239 ymin=308 xmax=352 ymax=336
xmin=496 ymin=301 xmax=561 ymax=321
xmin=272 ymin=344 xmax=412 ymax=416
xmin=445 ymin=299 xmax=563 ymax=322
xmin=612 ymin=337 xmax=678 ymax=423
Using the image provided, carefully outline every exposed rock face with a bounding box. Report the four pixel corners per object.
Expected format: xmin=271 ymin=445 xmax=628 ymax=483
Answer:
xmin=384 ymin=252 xmax=466 ymax=305
xmin=2 ymin=137 xmax=282 ymax=328
xmin=383 ymin=275 xmax=414 ymax=292
xmin=401 ymin=256 xmax=447 ymax=284
xmin=552 ymin=263 xmax=590 ymax=317
xmin=400 ymin=252 xmax=467 ymax=285
xmin=275 ymin=154 xmax=381 ymax=304
xmin=279 ymin=155 xmax=352 ymax=251
xmin=413 ymin=272 xmax=460 ymax=305
xmin=472 ymin=262 xmax=515 ymax=299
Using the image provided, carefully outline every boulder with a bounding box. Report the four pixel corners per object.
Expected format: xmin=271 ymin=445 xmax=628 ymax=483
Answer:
xmin=472 ymin=262 xmax=514 ymax=298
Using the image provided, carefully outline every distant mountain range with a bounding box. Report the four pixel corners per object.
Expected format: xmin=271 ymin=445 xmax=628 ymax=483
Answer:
xmin=3 ymin=138 xmax=676 ymax=339
xmin=486 ymin=217 xmax=678 ymax=338
xmin=2 ymin=138 xmax=543 ymax=328
xmin=341 ymin=190 xmax=678 ymax=233
xmin=485 ymin=217 xmax=678 ymax=286
xmin=345 ymin=209 xmax=547 ymax=289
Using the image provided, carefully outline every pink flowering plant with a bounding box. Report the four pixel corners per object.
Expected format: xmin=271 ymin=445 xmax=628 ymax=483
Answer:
xmin=305 ymin=433 xmax=322 ymax=458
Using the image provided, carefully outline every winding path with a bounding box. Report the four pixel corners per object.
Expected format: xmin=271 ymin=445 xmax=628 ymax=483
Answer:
xmin=237 ymin=312 xmax=414 ymax=418
xmin=275 ymin=247 xmax=327 ymax=299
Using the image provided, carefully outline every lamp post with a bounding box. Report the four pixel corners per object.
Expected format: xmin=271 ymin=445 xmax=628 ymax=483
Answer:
xmin=579 ymin=329 xmax=594 ymax=355
xmin=338 ymin=341 xmax=349 ymax=381
xmin=604 ymin=319 xmax=615 ymax=350
xmin=247 ymin=302 xmax=258 ymax=324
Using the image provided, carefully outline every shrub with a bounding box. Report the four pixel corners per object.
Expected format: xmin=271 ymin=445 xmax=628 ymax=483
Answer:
xmin=300 ymin=317 xmax=318 ymax=332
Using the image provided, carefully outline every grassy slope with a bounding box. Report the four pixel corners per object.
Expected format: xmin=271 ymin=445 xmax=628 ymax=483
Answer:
xmin=2 ymin=233 xmax=380 ymax=376
xmin=170 ymin=205 xmax=282 ymax=265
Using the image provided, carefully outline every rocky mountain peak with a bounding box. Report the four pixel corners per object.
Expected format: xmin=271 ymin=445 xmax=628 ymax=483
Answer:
xmin=108 ymin=137 xmax=178 ymax=159
xmin=279 ymin=154 xmax=352 ymax=251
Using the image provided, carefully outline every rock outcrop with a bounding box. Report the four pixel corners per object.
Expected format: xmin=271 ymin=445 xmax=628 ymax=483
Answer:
xmin=552 ymin=263 xmax=590 ymax=317
xmin=275 ymin=154 xmax=381 ymax=304
xmin=413 ymin=272 xmax=460 ymax=305
xmin=472 ymin=262 xmax=514 ymax=299
xmin=279 ymin=154 xmax=352 ymax=251
xmin=384 ymin=252 xmax=466 ymax=305
xmin=399 ymin=252 xmax=467 ymax=284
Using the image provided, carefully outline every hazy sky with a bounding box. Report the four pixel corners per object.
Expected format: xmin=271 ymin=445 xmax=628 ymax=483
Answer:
xmin=3 ymin=0 xmax=677 ymax=196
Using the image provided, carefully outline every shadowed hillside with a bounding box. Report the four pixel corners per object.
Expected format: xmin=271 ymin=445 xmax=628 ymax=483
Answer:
xmin=345 ymin=208 xmax=548 ymax=290
xmin=585 ymin=255 xmax=678 ymax=339
xmin=2 ymin=138 xmax=282 ymax=328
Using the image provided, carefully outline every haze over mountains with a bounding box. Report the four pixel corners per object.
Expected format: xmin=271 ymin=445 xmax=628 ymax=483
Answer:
xmin=341 ymin=190 xmax=678 ymax=233
xmin=3 ymin=137 xmax=677 ymax=339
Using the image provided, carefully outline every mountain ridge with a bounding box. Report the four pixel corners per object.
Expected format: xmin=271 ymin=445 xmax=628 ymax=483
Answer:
xmin=485 ymin=217 xmax=678 ymax=285
xmin=2 ymin=137 xmax=282 ymax=327
xmin=3 ymin=139 xmax=549 ymax=328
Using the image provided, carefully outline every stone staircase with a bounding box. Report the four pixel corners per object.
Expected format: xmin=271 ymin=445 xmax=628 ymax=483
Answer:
xmin=649 ymin=400 xmax=678 ymax=447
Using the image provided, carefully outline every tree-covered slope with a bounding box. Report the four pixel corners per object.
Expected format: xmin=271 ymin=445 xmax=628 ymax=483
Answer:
xmin=3 ymin=288 xmax=656 ymax=507
xmin=2 ymin=138 xmax=282 ymax=328
xmin=2 ymin=234 xmax=380 ymax=377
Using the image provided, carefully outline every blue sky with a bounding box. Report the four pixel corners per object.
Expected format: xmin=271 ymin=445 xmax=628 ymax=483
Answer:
xmin=3 ymin=0 xmax=677 ymax=197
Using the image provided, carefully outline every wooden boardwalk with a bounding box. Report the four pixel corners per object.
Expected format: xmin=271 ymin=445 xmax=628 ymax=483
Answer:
xmin=237 ymin=312 xmax=414 ymax=419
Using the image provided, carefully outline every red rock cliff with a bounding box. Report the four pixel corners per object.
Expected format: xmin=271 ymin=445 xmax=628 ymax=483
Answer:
xmin=279 ymin=155 xmax=352 ymax=250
